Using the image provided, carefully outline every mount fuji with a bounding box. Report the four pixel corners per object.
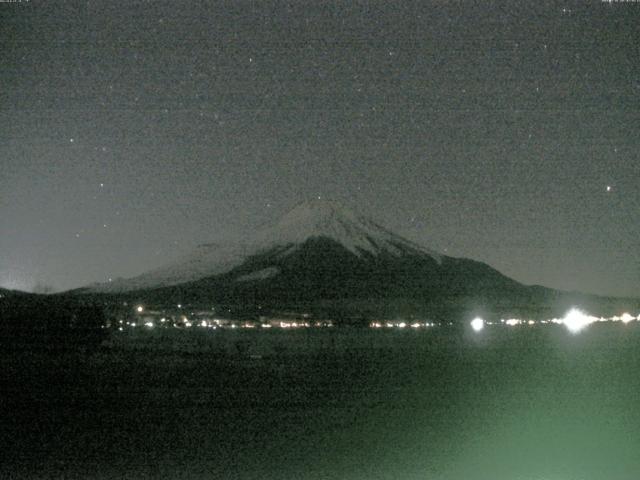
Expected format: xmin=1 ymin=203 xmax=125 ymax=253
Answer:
xmin=87 ymin=200 xmax=448 ymax=293
xmin=78 ymin=200 xmax=624 ymax=319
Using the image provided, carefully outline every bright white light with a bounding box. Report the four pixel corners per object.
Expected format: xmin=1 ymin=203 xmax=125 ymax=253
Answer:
xmin=136 ymin=305 xmax=144 ymax=313
xmin=470 ymin=317 xmax=484 ymax=332
xmin=144 ymin=321 xmax=154 ymax=328
xmin=563 ymin=308 xmax=592 ymax=333
xmin=398 ymin=322 xmax=406 ymax=328
xmin=620 ymin=313 xmax=634 ymax=324
xmin=200 ymin=320 xmax=208 ymax=327
xmin=505 ymin=319 xmax=520 ymax=326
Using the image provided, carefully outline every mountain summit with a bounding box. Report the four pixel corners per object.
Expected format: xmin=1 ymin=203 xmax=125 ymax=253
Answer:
xmin=86 ymin=200 xmax=444 ymax=294
xmin=256 ymin=199 xmax=442 ymax=260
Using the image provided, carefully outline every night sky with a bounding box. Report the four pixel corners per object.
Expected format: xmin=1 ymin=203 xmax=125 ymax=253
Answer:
xmin=1 ymin=1 xmax=638 ymax=297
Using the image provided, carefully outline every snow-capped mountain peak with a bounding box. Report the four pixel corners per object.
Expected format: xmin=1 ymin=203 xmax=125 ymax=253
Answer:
xmin=258 ymin=199 xmax=441 ymax=259
xmin=83 ymin=200 xmax=442 ymax=293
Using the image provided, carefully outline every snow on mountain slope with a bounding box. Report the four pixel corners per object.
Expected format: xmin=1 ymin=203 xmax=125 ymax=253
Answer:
xmin=87 ymin=242 xmax=253 ymax=293
xmin=235 ymin=266 xmax=280 ymax=282
xmin=258 ymin=200 xmax=442 ymax=260
xmin=85 ymin=200 xmax=442 ymax=293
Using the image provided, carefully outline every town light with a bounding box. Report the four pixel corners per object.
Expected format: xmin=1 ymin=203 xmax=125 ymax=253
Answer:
xmin=563 ymin=308 xmax=592 ymax=334
xmin=620 ymin=313 xmax=634 ymax=324
xmin=470 ymin=317 xmax=484 ymax=332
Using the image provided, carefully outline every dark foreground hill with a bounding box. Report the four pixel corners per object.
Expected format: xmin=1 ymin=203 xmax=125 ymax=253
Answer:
xmin=0 ymin=292 xmax=107 ymax=351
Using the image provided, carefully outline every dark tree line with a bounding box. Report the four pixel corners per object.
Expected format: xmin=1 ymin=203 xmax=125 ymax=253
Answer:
xmin=0 ymin=294 xmax=107 ymax=351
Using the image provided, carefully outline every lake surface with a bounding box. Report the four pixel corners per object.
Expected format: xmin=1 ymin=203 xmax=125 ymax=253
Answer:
xmin=3 ymin=324 xmax=640 ymax=479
